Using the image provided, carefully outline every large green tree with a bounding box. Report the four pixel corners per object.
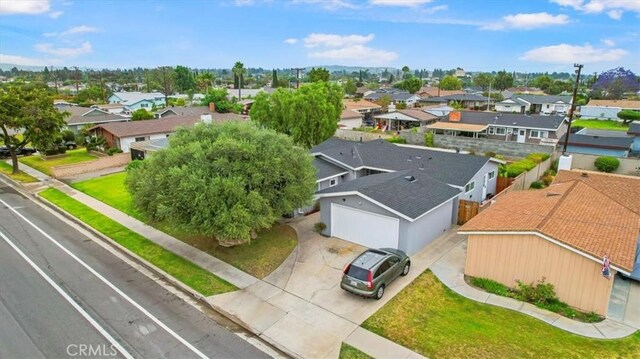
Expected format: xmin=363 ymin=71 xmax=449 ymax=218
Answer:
xmin=473 ymin=73 xmax=493 ymax=91
xmin=617 ymin=109 xmax=640 ymax=125
xmin=131 ymin=109 xmax=154 ymax=121
xmin=307 ymin=67 xmax=330 ymax=83
xmin=439 ymin=75 xmax=462 ymax=90
xmin=250 ymin=81 xmax=343 ymax=148
xmin=0 ymin=83 xmax=66 ymax=173
xmin=175 ymin=65 xmax=195 ymax=93
xmin=154 ymin=66 xmax=175 ymax=105
xmin=196 ymin=72 xmax=214 ymax=92
xmin=272 ymin=69 xmax=278 ymax=87
xmin=343 ymin=78 xmax=357 ymax=95
xmin=232 ymin=61 xmax=246 ymax=99
xmin=126 ymin=122 xmax=316 ymax=246
xmin=398 ymin=77 xmax=422 ymax=93
xmin=200 ymin=88 xmax=242 ymax=113
xmin=494 ymin=70 xmax=514 ymax=91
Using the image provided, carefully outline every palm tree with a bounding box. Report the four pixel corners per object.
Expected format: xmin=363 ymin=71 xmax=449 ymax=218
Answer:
xmin=232 ymin=61 xmax=245 ymax=100
xmin=197 ymin=72 xmax=214 ymax=92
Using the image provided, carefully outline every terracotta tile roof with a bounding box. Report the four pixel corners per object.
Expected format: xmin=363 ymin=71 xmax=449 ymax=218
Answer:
xmin=344 ymin=100 xmax=381 ymax=111
xmin=460 ymin=176 xmax=640 ymax=272
xmin=585 ymin=99 xmax=640 ymax=109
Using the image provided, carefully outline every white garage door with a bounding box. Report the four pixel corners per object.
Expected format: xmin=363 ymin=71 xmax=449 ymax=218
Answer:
xmin=330 ymin=203 xmax=399 ymax=249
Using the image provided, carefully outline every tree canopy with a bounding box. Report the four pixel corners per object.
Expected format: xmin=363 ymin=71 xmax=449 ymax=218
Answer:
xmin=125 ymin=122 xmax=316 ymax=246
xmin=439 ymin=75 xmax=462 ymax=90
xmin=494 ymin=70 xmax=514 ymax=91
xmin=473 ymin=73 xmax=493 ymax=91
xmin=131 ymin=108 xmax=154 ymax=121
xmin=593 ymin=67 xmax=639 ymax=99
xmin=200 ymin=88 xmax=242 ymax=113
xmin=0 ymin=82 xmax=66 ymax=173
xmin=617 ymin=109 xmax=640 ymax=125
xmin=307 ymin=67 xmax=330 ymax=83
xmin=250 ymin=81 xmax=343 ymax=148
xmin=396 ymin=77 xmax=422 ymax=94
xmin=343 ymin=78 xmax=357 ymax=95
xmin=175 ymin=65 xmax=195 ymax=93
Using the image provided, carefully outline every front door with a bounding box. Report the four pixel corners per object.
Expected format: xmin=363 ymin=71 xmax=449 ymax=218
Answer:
xmin=482 ymin=173 xmax=488 ymax=200
xmin=517 ymin=129 xmax=526 ymax=143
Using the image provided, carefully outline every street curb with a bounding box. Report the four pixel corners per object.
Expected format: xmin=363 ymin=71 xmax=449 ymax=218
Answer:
xmin=33 ymin=191 xmax=297 ymax=359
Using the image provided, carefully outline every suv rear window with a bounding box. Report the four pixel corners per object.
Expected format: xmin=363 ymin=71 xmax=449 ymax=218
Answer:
xmin=346 ymin=265 xmax=369 ymax=281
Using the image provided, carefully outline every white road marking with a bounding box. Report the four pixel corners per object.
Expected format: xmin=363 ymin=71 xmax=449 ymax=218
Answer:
xmin=0 ymin=199 xmax=210 ymax=359
xmin=0 ymin=229 xmax=134 ymax=359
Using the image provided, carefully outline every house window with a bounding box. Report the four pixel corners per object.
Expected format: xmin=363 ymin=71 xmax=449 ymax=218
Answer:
xmin=135 ymin=136 xmax=146 ymax=142
xmin=546 ymin=104 xmax=550 ymax=109
xmin=488 ymin=171 xmax=495 ymax=180
xmin=530 ymin=131 xmax=548 ymax=139
xmin=495 ymin=127 xmax=506 ymax=135
xmin=140 ymin=103 xmax=149 ymax=108
xmin=488 ymin=127 xmax=495 ymax=135
xmin=465 ymin=181 xmax=475 ymax=193
xmin=329 ymin=178 xmax=337 ymax=187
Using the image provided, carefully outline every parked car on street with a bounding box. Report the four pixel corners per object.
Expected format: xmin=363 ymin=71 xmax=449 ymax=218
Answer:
xmin=0 ymin=146 xmax=37 ymax=158
xmin=341 ymin=248 xmax=410 ymax=299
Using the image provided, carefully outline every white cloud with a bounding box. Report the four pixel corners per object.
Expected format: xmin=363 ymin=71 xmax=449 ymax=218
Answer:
xmin=303 ymin=33 xmax=375 ymax=48
xmin=422 ymin=4 xmax=447 ymax=14
xmin=284 ymin=38 xmax=298 ymax=44
xmin=309 ymin=45 xmax=398 ymax=65
xmin=0 ymin=0 xmax=50 ymax=14
xmin=551 ymin=0 xmax=640 ymax=18
xmin=370 ymin=0 xmax=432 ymax=7
xmin=482 ymin=12 xmax=569 ymax=30
xmin=0 ymin=53 xmax=57 ymax=66
xmin=35 ymin=41 xmax=92 ymax=57
xmin=48 ymin=10 xmax=63 ymax=18
xmin=234 ymin=0 xmax=254 ymax=6
xmin=520 ymin=43 xmax=627 ymax=64
xmin=601 ymin=39 xmax=615 ymax=46
xmin=43 ymin=25 xmax=98 ymax=38
xmin=292 ymin=0 xmax=357 ymax=10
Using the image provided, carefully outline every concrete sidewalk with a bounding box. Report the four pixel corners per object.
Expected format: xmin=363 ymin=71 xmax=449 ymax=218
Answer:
xmin=431 ymin=239 xmax=637 ymax=339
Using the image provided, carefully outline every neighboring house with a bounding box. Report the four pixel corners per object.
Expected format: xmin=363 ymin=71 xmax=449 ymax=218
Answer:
xmin=560 ymin=129 xmax=634 ymax=158
xmin=427 ymin=111 xmax=567 ymax=144
xmin=580 ymin=100 xmax=640 ymax=120
xmin=373 ymin=109 xmax=439 ymax=131
xmin=310 ymin=138 xmax=500 ymax=255
xmin=344 ymin=100 xmax=382 ymax=124
xmin=88 ymin=113 xmax=246 ymax=152
xmin=628 ymin=122 xmax=640 ymax=154
xmin=225 ymin=87 xmax=275 ymax=100
xmin=60 ymin=106 xmax=130 ymax=133
xmin=154 ymin=106 xmax=211 ymax=119
xmin=454 ymin=67 xmax=466 ymax=77
xmin=129 ymin=137 xmax=169 ymax=160
xmin=420 ymin=94 xmax=489 ymax=110
xmin=422 ymin=105 xmax=454 ymax=117
xmin=460 ymin=170 xmax=640 ymax=315
xmin=416 ymin=86 xmax=464 ymax=99
xmin=53 ymin=100 xmax=77 ymax=109
xmin=108 ymin=92 xmax=166 ymax=111
xmin=93 ymin=103 xmax=126 ymax=114
xmin=340 ymin=109 xmax=364 ymax=129
xmin=496 ymin=95 xmax=572 ymax=115
xmin=364 ymin=90 xmax=421 ymax=108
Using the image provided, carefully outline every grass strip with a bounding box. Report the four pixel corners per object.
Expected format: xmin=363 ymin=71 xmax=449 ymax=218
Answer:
xmin=0 ymin=161 xmax=39 ymax=183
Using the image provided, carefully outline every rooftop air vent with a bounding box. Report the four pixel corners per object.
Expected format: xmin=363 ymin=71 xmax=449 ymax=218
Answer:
xmin=581 ymin=172 xmax=589 ymax=178
xmin=407 ymin=154 xmax=412 ymax=162
xmin=404 ymin=175 xmax=416 ymax=182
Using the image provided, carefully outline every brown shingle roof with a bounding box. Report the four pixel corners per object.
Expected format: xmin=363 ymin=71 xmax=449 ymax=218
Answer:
xmin=90 ymin=113 xmax=246 ymax=138
xmin=341 ymin=109 xmax=363 ymax=120
xmin=585 ymin=100 xmax=640 ymax=109
xmin=417 ymin=86 xmax=465 ymax=98
xmin=397 ymin=109 xmax=438 ymax=122
xmin=460 ymin=176 xmax=640 ymax=272
xmin=344 ymin=100 xmax=381 ymax=111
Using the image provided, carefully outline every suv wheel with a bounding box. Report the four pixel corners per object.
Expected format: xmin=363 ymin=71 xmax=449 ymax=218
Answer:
xmin=375 ymin=285 xmax=385 ymax=300
xmin=401 ymin=262 xmax=411 ymax=276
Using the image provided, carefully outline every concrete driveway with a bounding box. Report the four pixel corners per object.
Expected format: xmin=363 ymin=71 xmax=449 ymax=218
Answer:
xmin=207 ymin=212 xmax=464 ymax=358
xmin=608 ymin=275 xmax=640 ymax=330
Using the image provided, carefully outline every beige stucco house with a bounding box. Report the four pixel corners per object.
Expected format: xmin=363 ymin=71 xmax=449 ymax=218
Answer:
xmin=460 ymin=171 xmax=640 ymax=315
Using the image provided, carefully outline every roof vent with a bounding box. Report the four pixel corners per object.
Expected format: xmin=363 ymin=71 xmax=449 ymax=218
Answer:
xmin=416 ymin=155 xmax=422 ymax=159
xmin=546 ymin=192 xmax=562 ymax=197
xmin=581 ymin=172 xmax=589 ymax=178
xmin=404 ymin=175 xmax=416 ymax=182
xmin=407 ymin=154 xmax=412 ymax=162
xmin=494 ymin=116 xmax=499 ymax=120
xmin=419 ymin=163 xmax=425 ymax=170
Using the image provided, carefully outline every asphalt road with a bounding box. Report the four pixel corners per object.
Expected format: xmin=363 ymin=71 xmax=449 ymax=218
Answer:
xmin=0 ymin=181 xmax=272 ymax=359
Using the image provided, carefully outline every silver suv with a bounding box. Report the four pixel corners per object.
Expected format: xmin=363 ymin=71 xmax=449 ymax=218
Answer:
xmin=340 ymin=248 xmax=410 ymax=300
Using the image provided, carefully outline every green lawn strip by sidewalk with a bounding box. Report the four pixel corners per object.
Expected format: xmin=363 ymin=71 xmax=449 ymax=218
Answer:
xmin=572 ymin=119 xmax=630 ymax=131
xmin=0 ymin=161 xmax=39 ymax=183
xmin=40 ymin=188 xmax=237 ymax=296
xmin=71 ymin=172 xmax=298 ymax=279
xmin=363 ymin=270 xmax=640 ymax=358
xmin=338 ymin=343 xmax=373 ymax=359
xmin=19 ymin=149 xmax=98 ymax=176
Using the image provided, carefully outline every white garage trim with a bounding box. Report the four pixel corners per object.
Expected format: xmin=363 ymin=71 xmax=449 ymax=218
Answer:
xmin=330 ymin=203 xmax=399 ymax=249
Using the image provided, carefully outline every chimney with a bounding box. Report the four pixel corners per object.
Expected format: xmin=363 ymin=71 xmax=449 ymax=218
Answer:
xmin=209 ymin=102 xmax=215 ymax=113
xmin=449 ymin=111 xmax=461 ymax=122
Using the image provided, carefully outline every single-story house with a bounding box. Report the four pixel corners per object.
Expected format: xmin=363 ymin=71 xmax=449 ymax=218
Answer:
xmin=340 ymin=109 xmax=364 ymax=129
xmin=108 ymin=92 xmax=166 ymax=111
xmin=53 ymin=100 xmax=78 ymax=109
xmin=496 ymin=95 xmax=572 ymax=115
xmin=93 ymin=103 xmax=127 ymax=114
xmin=422 ymin=105 xmax=453 ymax=117
xmin=560 ymin=129 xmax=634 ymax=158
xmin=225 ymin=87 xmax=275 ymax=100
xmin=420 ymin=94 xmax=489 ymax=110
xmin=129 ymin=137 xmax=169 ymax=160
xmin=88 ymin=112 xmax=246 ymax=153
xmin=416 ymin=86 xmax=465 ymax=99
xmin=310 ymin=138 xmax=500 ymax=255
xmin=580 ymin=100 xmax=640 ymax=120
xmin=364 ymin=91 xmax=421 ymax=108
xmin=344 ymin=100 xmax=382 ymax=124
xmin=154 ymin=106 xmax=211 ymax=119
xmin=373 ymin=109 xmax=439 ymax=131
xmin=460 ymin=170 xmax=640 ymax=315
xmin=628 ymin=122 xmax=640 ymax=154
xmin=427 ymin=111 xmax=567 ymax=144
xmin=60 ymin=106 xmax=130 ymax=133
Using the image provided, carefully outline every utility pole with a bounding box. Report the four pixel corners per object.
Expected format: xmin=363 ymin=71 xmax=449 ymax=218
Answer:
xmin=51 ymin=66 xmax=59 ymax=94
xmin=561 ymin=63 xmax=584 ymax=155
xmin=73 ymin=66 xmax=80 ymax=94
xmin=292 ymin=67 xmax=304 ymax=89
xmin=99 ymin=70 xmax=105 ymax=102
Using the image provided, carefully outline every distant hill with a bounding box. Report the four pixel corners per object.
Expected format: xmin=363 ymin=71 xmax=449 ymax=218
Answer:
xmin=304 ymin=65 xmax=398 ymax=74
xmin=0 ymin=63 xmax=47 ymax=72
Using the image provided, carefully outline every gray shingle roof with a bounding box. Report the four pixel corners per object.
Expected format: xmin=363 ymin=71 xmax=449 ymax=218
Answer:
xmin=317 ymin=170 xmax=460 ymax=220
xmin=315 ymin=158 xmax=348 ymax=180
xmin=440 ymin=111 xmax=565 ymax=130
xmin=514 ymin=95 xmax=572 ymax=104
xmin=629 ymin=122 xmax=640 ymax=135
xmin=310 ymin=138 xmax=491 ymax=187
xmin=420 ymin=94 xmax=487 ymax=103
xmin=560 ymin=133 xmax=633 ymax=149
xmin=59 ymin=106 xmax=130 ymax=126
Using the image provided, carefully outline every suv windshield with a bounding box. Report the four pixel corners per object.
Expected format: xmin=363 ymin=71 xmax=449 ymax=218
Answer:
xmin=346 ymin=265 xmax=369 ymax=281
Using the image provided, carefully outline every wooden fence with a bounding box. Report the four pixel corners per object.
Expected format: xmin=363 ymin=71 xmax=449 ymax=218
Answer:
xmin=458 ymin=199 xmax=479 ymax=225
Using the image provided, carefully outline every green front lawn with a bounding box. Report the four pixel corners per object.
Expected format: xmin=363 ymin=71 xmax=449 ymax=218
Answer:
xmin=339 ymin=343 xmax=373 ymax=359
xmin=0 ymin=161 xmax=39 ymax=183
xmin=572 ymin=119 xmax=630 ymax=131
xmin=363 ymin=270 xmax=640 ymax=358
xmin=71 ymin=172 xmax=297 ymax=279
xmin=40 ymin=188 xmax=236 ymax=296
xmin=19 ymin=149 xmax=97 ymax=175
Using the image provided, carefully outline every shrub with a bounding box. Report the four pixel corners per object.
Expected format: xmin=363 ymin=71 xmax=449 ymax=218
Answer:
xmin=515 ymin=278 xmax=557 ymax=305
xmin=386 ymin=136 xmax=407 ymax=144
xmin=504 ymin=159 xmax=537 ymax=177
xmin=126 ymin=160 xmax=145 ymax=172
xmin=61 ymin=130 xmax=75 ymax=142
xmin=484 ymin=151 xmax=497 ymax=158
xmin=314 ymin=222 xmax=327 ymax=233
xmin=468 ymin=149 xmax=476 ymax=155
xmin=530 ymin=180 xmax=545 ymax=189
xmin=541 ymin=175 xmax=554 ymax=186
xmin=105 ymin=147 xmax=122 ymax=156
xmin=550 ymin=158 xmax=559 ymax=172
xmin=470 ymin=277 xmax=510 ymax=297
xmin=543 ymin=169 xmax=557 ymax=177
xmin=594 ymin=156 xmax=620 ymax=173
xmin=424 ymin=132 xmax=434 ymax=147
xmin=527 ymin=152 xmax=550 ymax=163
xmin=411 ymin=127 xmax=419 ymax=133
xmin=57 ymin=145 xmax=67 ymax=154
xmin=44 ymin=148 xmax=59 ymax=156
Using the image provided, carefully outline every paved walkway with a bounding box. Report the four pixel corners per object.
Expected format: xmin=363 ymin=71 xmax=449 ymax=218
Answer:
xmin=431 ymin=239 xmax=637 ymax=339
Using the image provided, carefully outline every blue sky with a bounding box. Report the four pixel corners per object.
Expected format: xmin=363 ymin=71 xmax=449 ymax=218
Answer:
xmin=1 ymin=0 xmax=638 ymax=73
